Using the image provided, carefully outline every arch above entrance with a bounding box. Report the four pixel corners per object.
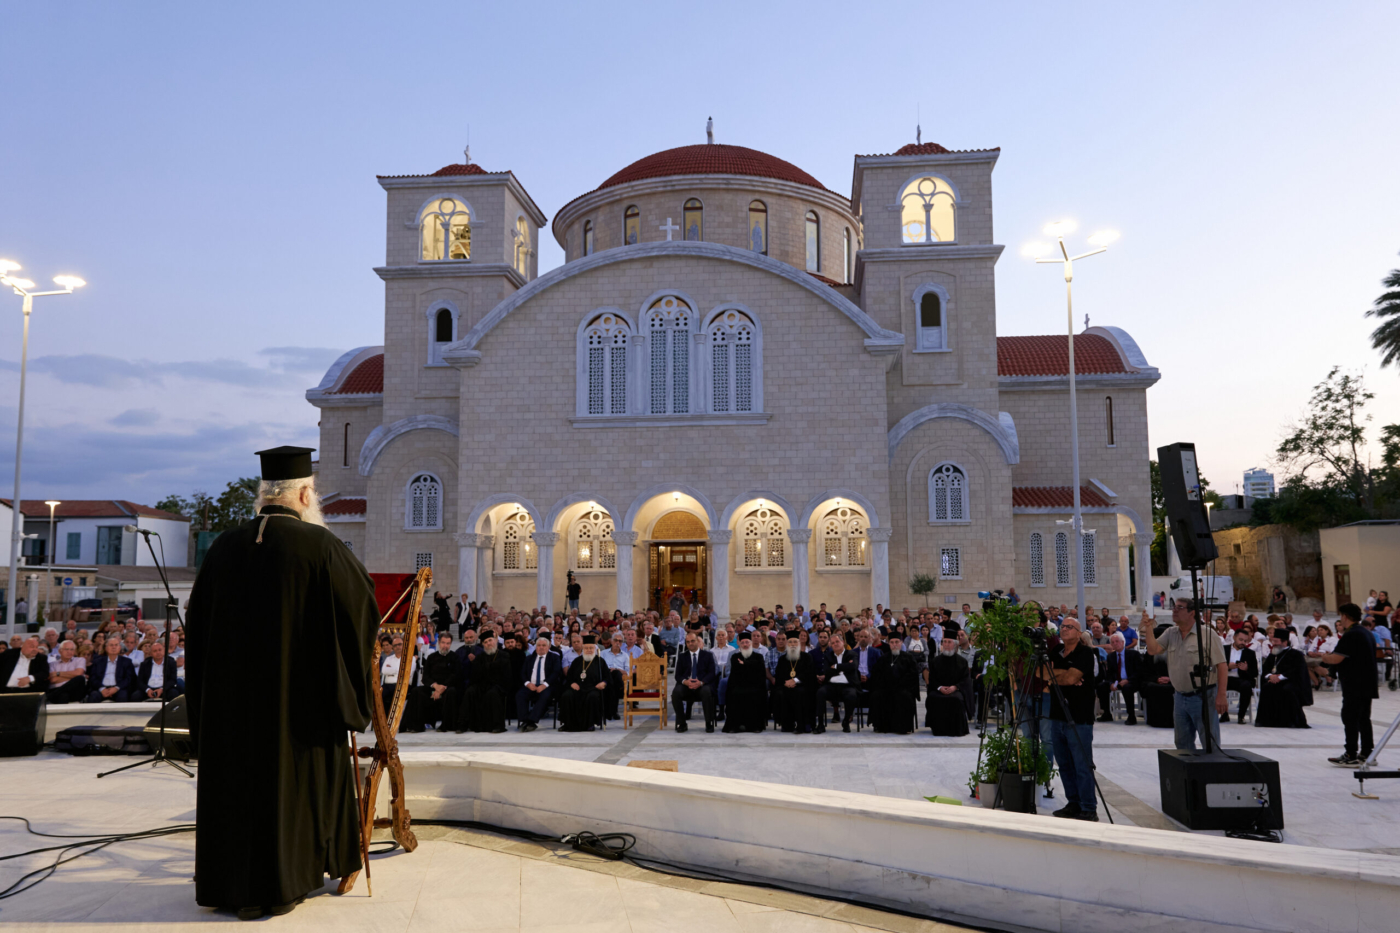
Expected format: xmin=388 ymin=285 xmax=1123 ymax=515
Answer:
xmin=650 ymin=510 xmax=708 ymax=541
xmin=623 ymin=483 xmax=718 ymax=532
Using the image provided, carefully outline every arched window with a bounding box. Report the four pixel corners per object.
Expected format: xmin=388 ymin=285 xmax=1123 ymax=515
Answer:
xmin=1105 ymin=396 xmax=1115 ymax=447
xmin=748 ymin=201 xmax=767 ymax=254
xmin=570 ymin=510 xmax=615 ymax=571
xmin=1081 ymin=531 xmax=1097 ymax=585
xmin=683 ymin=199 xmax=703 ymax=241
xmin=899 ymin=176 xmax=956 ymax=244
xmin=1054 ymin=531 xmax=1070 ymax=586
xmin=434 ymin=308 xmax=454 ymax=343
xmin=429 ymin=305 xmax=457 ymax=364
xmin=499 ymin=511 xmax=537 ymax=571
xmin=419 ymin=198 xmax=471 ymax=261
xmin=406 ymin=473 xmax=442 ymax=530
xmin=342 ymin=423 xmax=350 ymax=468
xmin=916 ymin=287 xmax=946 ymax=351
xmin=819 ymin=506 xmax=867 ymax=568
xmin=513 ymin=217 xmax=530 ymax=275
xmin=624 ymin=205 xmax=640 ymax=245
xmin=928 ymin=463 xmax=968 ymax=523
xmin=738 ymin=507 xmax=787 ymax=570
xmin=1029 ymin=532 xmax=1045 ymax=587
xmin=843 ymin=227 xmax=852 ymax=283
xmin=582 ymin=219 xmax=595 ymax=257
xmin=707 ymin=308 xmax=758 ymax=413
xmin=580 ymin=312 xmax=630 ymax=415
xmin=646 ymin=296 xmax=691 ymax=415
xmin=805 ymin=211 xmax=820 ymax=273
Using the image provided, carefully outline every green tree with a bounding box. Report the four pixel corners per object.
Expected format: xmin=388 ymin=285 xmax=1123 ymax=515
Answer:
xmin=1365 ymin=257 xmax=1400 ymax=369
xmin=1276 ymin=367 xmax=1376 ymax=511
xmin=157 ymin=478 xmax=259 ymax=532
xmin=1149 ymin=459 xmax=1216 ymax=575
xmin=909 ymin=573 xmax=936 ymax=607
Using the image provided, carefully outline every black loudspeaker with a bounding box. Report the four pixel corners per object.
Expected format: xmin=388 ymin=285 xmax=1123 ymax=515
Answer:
xmin=1158 ymin=749 xmax=1283 ymax=830
xmin=142 ymin=694 xmax=195 ymax=760
xmin=1157 ymin=442 xmax=1218 ymax=570
xmin=0 ymin=694 xmax=46 ymax=756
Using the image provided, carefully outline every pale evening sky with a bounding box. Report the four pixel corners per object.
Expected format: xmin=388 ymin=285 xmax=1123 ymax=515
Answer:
xmin=1 ymin=1 xmax=1398 ymax=506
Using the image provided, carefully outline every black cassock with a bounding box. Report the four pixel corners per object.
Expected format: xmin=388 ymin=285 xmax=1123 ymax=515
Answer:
xmin=186 ymin=505 xmax=378 ymax=910
xmin=1138 ymin=655 xmax=1175 ymax=728
xmin=1255 ymin=648 xmax=1312 ymax=728
xmin=872 ymin=651 xmax=919 ymax=734
xmin=559 ymin=655 xmax=607 ymax=731
xmin=460 ymin=649 xmax=513 ymax=731
xmin=723 ymin=651 xmax=769 ymax=733
xmin=771 ymin=652 xmax=814 ymax=732
xmin=924 ymin=653 xmax=970 ymax=736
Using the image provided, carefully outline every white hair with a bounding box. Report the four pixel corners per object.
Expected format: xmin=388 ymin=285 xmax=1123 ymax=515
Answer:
xmin=255 ymin=477 xmax=324 ymax=526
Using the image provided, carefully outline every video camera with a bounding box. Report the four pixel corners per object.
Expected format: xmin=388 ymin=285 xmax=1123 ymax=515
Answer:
xmin=978 ymin=589 xmax=1005 ymax=613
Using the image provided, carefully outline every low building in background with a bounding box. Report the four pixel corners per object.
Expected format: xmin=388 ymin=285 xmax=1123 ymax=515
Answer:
xmin=1319 ymin=520 xmax=1400 ymax=612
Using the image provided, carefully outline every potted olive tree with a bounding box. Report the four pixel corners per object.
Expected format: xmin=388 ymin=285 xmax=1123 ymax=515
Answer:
xmin=909 ymin=573 xmax=936 ymax=608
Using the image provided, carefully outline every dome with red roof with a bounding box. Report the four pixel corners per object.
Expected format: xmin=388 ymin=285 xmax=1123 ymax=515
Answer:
xmin=598 ymin=143 xmax=828 ymax=192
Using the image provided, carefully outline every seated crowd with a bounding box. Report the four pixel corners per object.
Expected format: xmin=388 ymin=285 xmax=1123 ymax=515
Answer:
xmin=0 ymin=617 xmax=185 ymax=704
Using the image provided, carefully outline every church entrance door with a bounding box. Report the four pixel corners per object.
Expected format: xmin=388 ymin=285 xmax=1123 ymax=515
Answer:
xmin=647 ymin=543 xmax=707 ymax=614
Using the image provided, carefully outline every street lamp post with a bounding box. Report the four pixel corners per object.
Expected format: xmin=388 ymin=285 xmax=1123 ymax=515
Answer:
xmin=2 ymin=261 xmax=85 ymax=639
xmin=45 ymin=500 xmax=61 ymax=623
xmin=1026 ymin=224 xmax=1118 ymax=621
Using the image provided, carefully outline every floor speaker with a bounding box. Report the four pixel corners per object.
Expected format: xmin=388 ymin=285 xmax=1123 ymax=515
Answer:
xmin=1158 ymin=748 xmax=1283 ymax=830
xmin=143 ymin=695 xmax=194 ymax=760
xmin=0 ymin=693 xmax=46 ymax=756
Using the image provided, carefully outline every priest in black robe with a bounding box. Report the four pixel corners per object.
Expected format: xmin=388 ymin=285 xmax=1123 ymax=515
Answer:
xmin=416 ymin=631 xmax=462 ymax=730
xmin=559 ymin=635 xmax=607 ymax=731
xmin=924 ymin=636 xmax=970 ymax=736
xmin=457 ymin=631 xmax=512 ymax=733
xmin=1137 ymin=625 xmax=1176 ymax=728
xmin=771 ymin=636 xmax=814 ymax=734
xmin=871 ymin=635 xmax=919 ymax=734
xmin=722 ymin=634 xmax=769 ymax=733
xmin=185 ymin=446 xmax=378 ymax=919
xmin=1255 ymin=635 xmax=1313 ymax=728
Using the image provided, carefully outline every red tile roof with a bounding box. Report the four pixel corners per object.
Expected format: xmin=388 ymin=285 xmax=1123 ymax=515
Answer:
xmin=997 ymin=334 xmax=1127 ymax=377
xmin=0 ymin=500 xmax=189 ymax=521
xmin=431 ymin=163 xmax=488 ymax=176
xmin=1012 ymin=486 xmax=1113 ymax=509
xmin=332 ymin=354 xmax=384 ymax=395
xmin=807 ymin=272 xmax=844 ymax=287
xmin=857 ymin=143 xmax=1000 ymax=158
xmin=323 ymin=498 xmax=367 ymax=516
xmin=598 ymin=144 xmax=829 ymax=193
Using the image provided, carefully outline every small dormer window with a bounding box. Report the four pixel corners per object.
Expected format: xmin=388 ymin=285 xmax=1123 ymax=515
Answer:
xmin=684 ymin=199 xmax=703 ymax=241
xmin=899 ymin=176 xmax=956 ymax=244
xmin=420 ymin=198 xmax=471 ymax=261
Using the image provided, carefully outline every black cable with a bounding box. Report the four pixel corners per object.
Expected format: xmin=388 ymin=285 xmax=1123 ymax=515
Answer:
xmin=0 ymin=817 xmax=196 ymax=900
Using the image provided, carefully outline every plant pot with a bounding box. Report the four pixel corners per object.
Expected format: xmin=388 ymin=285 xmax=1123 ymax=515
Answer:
xmin=997 ymin=772 xmax=1038 ymax=814
xmin=977 ymin=782 xmax=999 ymax=808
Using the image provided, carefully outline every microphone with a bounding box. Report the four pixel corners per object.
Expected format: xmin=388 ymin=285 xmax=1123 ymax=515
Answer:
xmin=123 ymin=525 xmax=158 ymax=537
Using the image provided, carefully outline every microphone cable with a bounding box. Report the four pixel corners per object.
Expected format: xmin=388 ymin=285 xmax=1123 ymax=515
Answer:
xmin=0 ymin=816 xmax=196 ymax=900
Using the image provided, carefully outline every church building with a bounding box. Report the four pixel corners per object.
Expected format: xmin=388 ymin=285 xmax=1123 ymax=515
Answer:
xmin=307 ymin=129 xmax=1159 ymax=620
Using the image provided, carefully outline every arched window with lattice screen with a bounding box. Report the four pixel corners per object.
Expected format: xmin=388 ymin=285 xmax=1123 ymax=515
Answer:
xmin=405 ymin=473 xmax=442 ymax=531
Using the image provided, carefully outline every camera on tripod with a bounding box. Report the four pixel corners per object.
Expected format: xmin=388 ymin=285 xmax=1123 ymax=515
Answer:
xmin=978 ymin=589 xmax=1005 ymax=612
xmin=1023 ymin=625 xmax=1047 ymax=646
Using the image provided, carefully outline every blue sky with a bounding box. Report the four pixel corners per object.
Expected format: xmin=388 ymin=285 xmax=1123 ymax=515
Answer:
xmin=2 ymin=0 xmax=1398 ymax=505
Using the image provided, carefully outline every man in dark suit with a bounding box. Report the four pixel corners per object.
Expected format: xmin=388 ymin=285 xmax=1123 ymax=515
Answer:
xmin=671 ymin=632 xmax=718 ymax=732
xmin=136 ymin=638 xmax=183 ymax=701
xmin=85 ymin=635 xmax=137 ymax=702
xmin=771 ymin=633 xmax=815 ymax=733
xmin=516 ymin=637 xmax=562 ymax=733
xmin=1225 ymin=628 xmax=1259 ymax=724
xmin=1098 ymin=633 xmax=1142 ymax=725
xmin=815 ymin=636 xmax=860 ymax=733
xmin=0 ymin=637 xmax=49 ymax=694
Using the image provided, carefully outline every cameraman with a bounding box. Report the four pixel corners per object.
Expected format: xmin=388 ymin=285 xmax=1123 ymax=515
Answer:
xmin=1140 ymin=597 xmax=1228 ymax=751
xmin=1043 ymin=618 xmax=1099 ymax=821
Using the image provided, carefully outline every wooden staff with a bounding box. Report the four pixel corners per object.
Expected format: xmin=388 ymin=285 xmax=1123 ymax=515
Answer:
xmin=349 ymin=730 xmax=372 ymax=896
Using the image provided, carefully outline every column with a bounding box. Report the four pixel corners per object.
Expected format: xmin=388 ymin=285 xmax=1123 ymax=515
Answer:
xmin=531 ymin=531 xmax=560 ymax=612
xmin=453 ymin=532 xmax=477 ymax=603
xmin=613 ymin=530 xmax=638 ymax=614
xmin=1117 ymin=534 xmax=1134 ymax=610
xmin=787 ymin=527 xmax=812 ymax=610
xmin=867 ymin=527 xmax=893 ymax=612
xmin=1136 ymin=532 xmax=1155 ymax=615
xmin=707 ymin=528 xmax=733 ymax=622
xmin=476 ymin=535 xmax=494 ymax=608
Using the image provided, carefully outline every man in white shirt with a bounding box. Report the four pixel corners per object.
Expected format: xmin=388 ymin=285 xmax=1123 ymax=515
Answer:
xmin=122 ymin=632 xmax=145 ymax=667
xmin=0 ymin=637 xmax=49 ymax=694
xmin=516 ymin=637 xmax=561 ymax=732
xmin=45 ymin=640 xmax=88 ymax=704
xmin=379 ymin=637 xmax=423 ymax=731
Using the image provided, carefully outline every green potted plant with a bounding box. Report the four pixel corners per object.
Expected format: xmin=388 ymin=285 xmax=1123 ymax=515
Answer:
xmin=909 ymin=573 xmax=936 ymax=608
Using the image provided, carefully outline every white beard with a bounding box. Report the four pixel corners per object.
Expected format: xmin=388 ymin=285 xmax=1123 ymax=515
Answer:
xmin=740 ymin=647 xmax=753 ymax=658
xmin=890 ymin=648 xmax=902 ymax=656
xmin=483 ymin=645 xmax=496 ymax=655
xmin=300 ymin=496 xmax=326 ymax=527
xmin=939 ymin=647 xmax=956 ymax=657
xmin=582 ymin=651 xmax=597 ymax=662
xmin=785 ymin=647 xmax=801 ymax=661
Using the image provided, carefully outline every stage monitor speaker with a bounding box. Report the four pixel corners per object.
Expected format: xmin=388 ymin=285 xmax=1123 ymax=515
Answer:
xmin=1158 ymin=748 xmax=1283 ymax=830
xmin=143 ymin=695 xmax=195 ymax=761
xmin=0 ymin=694 xmax=46 ymax=757
xmin=1156 ymin=442 xmax=1218 ymax=570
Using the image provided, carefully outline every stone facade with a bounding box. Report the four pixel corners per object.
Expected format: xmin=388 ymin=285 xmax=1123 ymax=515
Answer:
xmin=308 ymin=139 xmax=1161 ymax=619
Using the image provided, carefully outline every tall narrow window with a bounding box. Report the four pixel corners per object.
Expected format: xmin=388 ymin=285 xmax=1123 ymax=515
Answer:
xmin=1029 ymin=533 xmax=1045 ymax=586
xmin=805 ymin=211 xmax=820 ymax=273
xmin=899 ymin=176 xmax=956 ymax=244
xmin=500 ymin=511 xmax=537 ymax=571
xmin=624 ymin=205 xmax=640 ymax=245
xmin=570 ymin=510 xmax=614 ymax=572
xmin=928 ymin=462 xmax=968 ymax=522
xmin=582 ymin=219 xmax=595 ymax=256
xmin=582 ymin=313 xmax=630 ymax=415
xmin=1105 ymin=396 xmax=1116 ymax=446
xmin=748 ymin=201 xmax=767 ymax=254
xmin=66 ymin=532 xmax=81 ymax=561
xmin=683 ymin=199 xmax=703 ymax=241
xmin=407 ymin=473 xmax=442 ymax=530
xmin=843 ymin=227 xmax=852 ymax=283
xmin=917 ymin=289 xmax=945 ymax=350
xmin=707 ymin=309 xmax=756 ymax=413
xmin=647 ymin=296 xmax=690 ymax=414
xmin=820 ymin=506 xmax=866 ymax=567
xmin=514 ymin=217 xmax=530 ymax=275
xmin=434 ymin=308 xmax=453 ymax=342
xmin=1082 ymin=531 xmax=1097 ymax=585
xmin=342 ymin=423 xmax=350 ymax=467
xmin=1054 ymin=532 xmax=1070 ymax=586
xmin=419 ymin=198 xmax=471 ymax=260
xmin=940 ymin=547 xmax=961 ymax=579
xmin=737 ymin=507 xmax=787 ymax=569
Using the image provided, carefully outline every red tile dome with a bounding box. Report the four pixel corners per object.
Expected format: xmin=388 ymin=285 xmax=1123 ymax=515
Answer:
xmin=598 ymin=144 xmax=828 ymax=192
xmin=431 ymin=163 xmax=488 ymax=176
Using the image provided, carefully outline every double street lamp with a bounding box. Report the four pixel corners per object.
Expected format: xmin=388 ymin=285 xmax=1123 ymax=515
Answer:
xmin=1023 ymin=223 xmax=1118 ymax=620
xmin=2 ymin=260 xmax=85 ymax=638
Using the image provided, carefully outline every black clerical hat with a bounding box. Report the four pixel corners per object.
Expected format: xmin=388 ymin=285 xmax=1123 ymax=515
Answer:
xmin=582 ymin=634 xmax=597 ymax=644
xmin=255 ymin=446 xmax=315 ymax=481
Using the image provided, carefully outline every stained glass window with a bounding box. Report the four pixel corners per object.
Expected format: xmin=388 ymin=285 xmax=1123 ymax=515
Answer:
xmin=624 ymin=205 xmax=640 ymax=245
xmin=749 ymin=201 xmax=767 ymax=254
xmin=683 ymin=199 xmax=703 ymax=241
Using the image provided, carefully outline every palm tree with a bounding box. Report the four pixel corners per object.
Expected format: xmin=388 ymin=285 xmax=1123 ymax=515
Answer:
xmin=1367 ymin=257 xmax=1400 ymax=369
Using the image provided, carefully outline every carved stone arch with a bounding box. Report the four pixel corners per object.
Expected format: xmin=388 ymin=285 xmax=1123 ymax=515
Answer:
xmin=623 ymin=483 xmax=718 ymax=533
xmin=359 ymin=415 xmax=459 ymax=476
xmin=888 ymin=404 xmax=1020 ymax=465
xmin=798 ymin=488 xmax=882 ymax=530
xmin=544 ymin=493 xmax=624 ymax=533
xmin=464 ymin=495 xmax=543 ymax=535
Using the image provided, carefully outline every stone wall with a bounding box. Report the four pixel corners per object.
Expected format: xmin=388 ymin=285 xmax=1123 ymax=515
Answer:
xmin=1210 ymin=523 xmax=1323 ymax=610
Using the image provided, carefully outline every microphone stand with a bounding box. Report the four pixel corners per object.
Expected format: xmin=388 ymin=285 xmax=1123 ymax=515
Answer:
xmin=98 ymin=530 xmax=194 ymax=778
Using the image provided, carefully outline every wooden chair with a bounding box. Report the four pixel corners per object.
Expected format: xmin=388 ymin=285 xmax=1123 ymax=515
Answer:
xmin=623 ymin=652 xmax=668 ymax=728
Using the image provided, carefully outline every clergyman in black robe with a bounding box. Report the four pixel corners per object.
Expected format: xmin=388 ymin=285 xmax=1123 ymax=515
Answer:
xmin=1138 ymin=627 xmax=1176 ymax=728
xmin=416 ymin=632 xmax=463 ymax=730
xmin=872 ymin=636 xmax=919 ymax=734
xmin=1255 ymin=638 xmax=1312 ymax=728
xmin=559 ymin=636 xmax=607 ymax=731
xmin=185 ymin=446 xmax=378 ymax=917
xmin=924 ymin=639 xmax=970 ymax=736
xmin=458 ymin=632 xmax=512 ymax=733
xmin=771 ymin=644 xmax=814 ymax=734
xmin=722 ymin=635 xmax=769 ymax=733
